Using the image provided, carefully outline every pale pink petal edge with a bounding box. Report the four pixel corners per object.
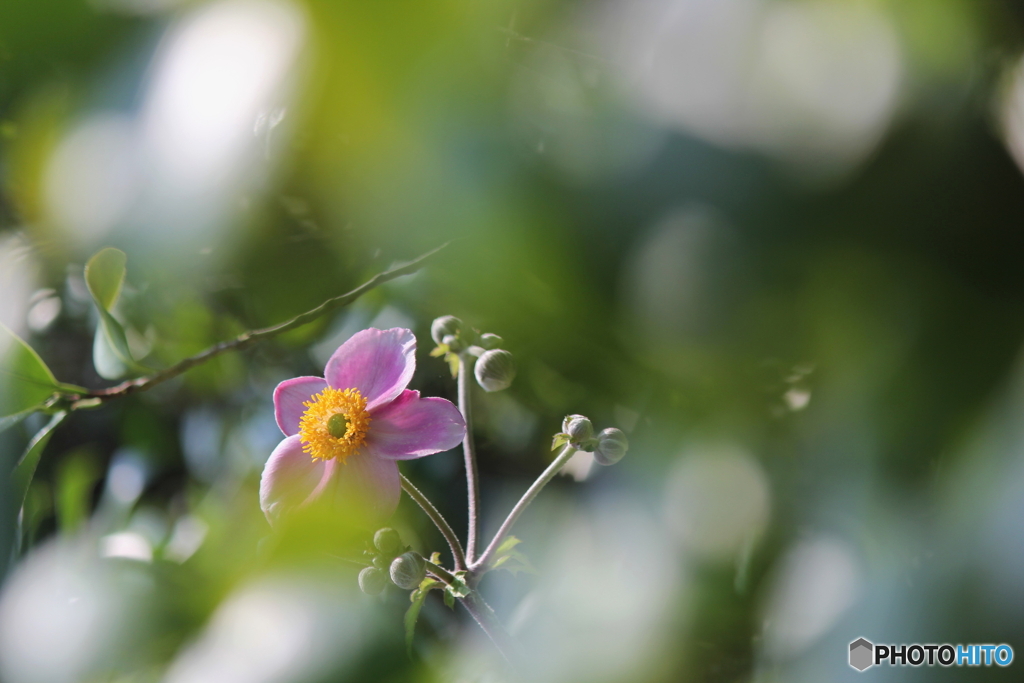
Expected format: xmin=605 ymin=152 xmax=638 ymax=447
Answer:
xmin=273 ymin=376 xmax=329 ymax=436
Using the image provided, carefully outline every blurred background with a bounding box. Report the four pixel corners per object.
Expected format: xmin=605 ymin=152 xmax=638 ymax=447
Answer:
xmin=2 ymin=0 xmax=1024 ymax=680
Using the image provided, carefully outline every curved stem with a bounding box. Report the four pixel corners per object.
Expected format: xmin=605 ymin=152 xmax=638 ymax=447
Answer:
xmin=460 ymin=591 xmax=520 ymax=667
xmin=473 ymin=444 xmax=577 ymax=572
xmin=424 ymin=560 xmax=519 ymax=667
xmin=400 ymin=474 xmax=467 ymax=571
xmin=458 ymin=353 xmax=481 ymax=563
xmin=67 ymin=243 xmax=448 ymax=410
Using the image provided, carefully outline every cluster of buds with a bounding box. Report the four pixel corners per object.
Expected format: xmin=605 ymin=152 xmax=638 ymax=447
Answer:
xmin=552 ymin=414 xmax=629 ymax=466
xmin=430 ymin=315 xmax=516 ymax=392
xmin=358 ymin=527 xmax=427 ymax=595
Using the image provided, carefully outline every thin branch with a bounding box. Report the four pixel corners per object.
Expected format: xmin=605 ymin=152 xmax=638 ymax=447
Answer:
xmin=473 ymin=444 xmax=577 ymax=572
xmin=400 ymin=474 xmax=467 ymax=571
xmin=424 ymin=558 xmax=519 ymax=667
xmin=69 ymin=244 xmax=447 ymax=409
xmin=423 ymin=558 xmax=457 ymax=584
xmin=496 ymin=25 xmax=614 ymax=65
xmin=458 ymin=353 xmax=481 ymax=563
xmin=460 ymin=590 xmax=521 ymax=667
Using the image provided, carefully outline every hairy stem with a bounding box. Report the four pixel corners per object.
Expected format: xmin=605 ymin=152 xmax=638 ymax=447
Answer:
xmin=460 ymin=591 xmax=520 ymax=667
xmin=423 ymin=558 xmax=457 ymax=584
xmin=400 ymin=474 xmax=467 ymax=571
xmin=67 ymin=244 xmax=448 ymax=410
xmin=458 ymin=353 xmax=481 ymax=563
xmin=473 ymin=444 xmax=577 ymax=572
xmin=424 ymin=558 xmax=519 ymax=666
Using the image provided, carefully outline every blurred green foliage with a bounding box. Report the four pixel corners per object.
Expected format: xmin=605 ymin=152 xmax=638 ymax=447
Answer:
xmin=3 ymin=0 xmax=1024 ymax=681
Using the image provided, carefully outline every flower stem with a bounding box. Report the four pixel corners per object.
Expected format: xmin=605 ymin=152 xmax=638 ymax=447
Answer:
xmin=424 ymin=559 xmax=519 ymax=666
xmin=399 ymin=474 xmax=467 ymax=571
xmin=473 ymin=444 xmax=577 ymax=572
xmin=458 ymin=353 xmax=481 ymax=564
xmin=425 ymin=557 xmax=520 ymax=663
xmin=423 ymin=558 xmax=457 ymax=584
xmin=460 ymin=591 xmax=521 ymax=667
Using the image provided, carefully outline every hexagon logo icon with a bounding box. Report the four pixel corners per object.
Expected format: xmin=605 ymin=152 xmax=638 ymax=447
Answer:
xmin=849 ymin=638 xmax=874 ymax=671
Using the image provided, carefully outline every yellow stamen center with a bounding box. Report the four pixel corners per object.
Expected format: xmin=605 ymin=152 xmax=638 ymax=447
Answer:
xmin=298 ymin=387 xmax=371 ymax=462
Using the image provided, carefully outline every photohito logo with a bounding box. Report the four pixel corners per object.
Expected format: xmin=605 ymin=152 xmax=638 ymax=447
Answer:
xmin=848 ymin=638 xmax=1014 ymax=671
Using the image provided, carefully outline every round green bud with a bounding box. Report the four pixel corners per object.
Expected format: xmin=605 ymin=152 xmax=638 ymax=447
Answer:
xmin=372 ymin=555 xmax=387 ymax=569
xmin=594 ymin=428 xmax=628 ymax=466
xmin=358 ymin=567 xmax=387 ymax=595
xmin=479 ymin=333 xmax=503 ymax=350
xmin=431 ymin=316 xmax=463 ymax=345
xmin=474 ymin=349 xmax=516 ymax=392
xmin=562 ymin=414 xmax=594 ymax=445
xmin=373 ymin=527 xmax=402 ymax=557
xmin=390 ymin=552 xmax=426 ymax=590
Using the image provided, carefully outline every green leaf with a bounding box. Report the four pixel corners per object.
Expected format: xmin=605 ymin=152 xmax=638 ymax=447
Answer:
xmin=84 ymin=247 xmax=147 ymax=379
xmin=438 ymin=569 xmax=471 ymax=611
xmin=404 ymin=577 xmax=439 ymax=656
xmin=495 ymin=535 xmax=523 ymax=554
xmin=442 ymin=570 xmax=469 ymax=608
xmin=92 ymin=324 xmax=130 ymax=379
xmin=56 ymin=449 xmax=100 ymax=534
xmin=491 ymin=535 xmax=537 ymax=576
xmin=12 ymin=411 xmax=67 ymax=509
xmin=1 ymin=323 xmax=59 ymax=419
xmin=23 ymin=480 xmax=52 ymax=547
xmin=447 ymin=571 xmax=470 ymax=598
xmin=431 ymin=345 xmax=461 ymax=378
xmin=0 ymin=409 xmax=35 ymax=435
xmin=84 ymin=247 xmax=127 ymax=311
xmin=492 ymin=552 xmax=536 ymax=575
xmin=94 ymin=302 xmax=138 ymax=379
xmin=551 ymin=433 xmax=569 ymax=451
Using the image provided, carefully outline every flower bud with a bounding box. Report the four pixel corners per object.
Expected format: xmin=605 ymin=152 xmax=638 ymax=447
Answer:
xmin=479 ymin=333 xmax=503 ymax=350
xmin=390 ymin=552 xmax=426 ymax=590
xmin=474 ymin=349 xmax=515 ymax=392
xmin=358 ymin=567 xmax=387 ymax=595
xmin=593 ymin=428 xmax=628 ymax=466
xmin=562 ymin=414 xmax=594 ymax=444
xmin=431 ymin=316 xmax=462 ymax=345
xmin=373 ymin=527 xmax=402 ymax=557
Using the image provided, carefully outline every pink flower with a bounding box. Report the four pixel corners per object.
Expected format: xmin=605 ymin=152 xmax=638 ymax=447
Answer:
xmin=260 ymin=328 xmax=466 ymax=522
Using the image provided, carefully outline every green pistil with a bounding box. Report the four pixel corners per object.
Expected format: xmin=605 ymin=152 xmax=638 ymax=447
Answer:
xmin=327 ymin=413 xmax=349 ymax=439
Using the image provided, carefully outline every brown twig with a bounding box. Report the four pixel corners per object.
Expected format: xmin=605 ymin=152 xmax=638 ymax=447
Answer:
xmin=69 ymin=244 xmax=447 ymax=410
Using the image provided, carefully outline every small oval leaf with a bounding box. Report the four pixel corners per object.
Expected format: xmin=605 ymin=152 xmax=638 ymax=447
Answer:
xmin=84 ymin=247 xmax=127 ymax=311
xmin=83 ymin=248 xmax=149 ymax=378
xmin=405 ymin=577 xmax=439 ymax=656
xmin=1 ymin=323 xmax=59 ymax=419
xmin=13 ymin=411 xmax=67 ymax=509
xmin=93 ymin=325 xmax=130 ymax=380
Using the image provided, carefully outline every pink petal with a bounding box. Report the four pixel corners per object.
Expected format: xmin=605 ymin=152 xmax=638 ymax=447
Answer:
xmin=273 ymin=376 xmax=328 ymax=436
xmin=260 ymin=435 xmax=327 ymax=523
xmin=324 ymin=328 xmax=416 ymax=410
xmin=366 ymin=390 xmax=466 ymax=459
xmin=309 ymin=452 xmax=401 ymax=521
